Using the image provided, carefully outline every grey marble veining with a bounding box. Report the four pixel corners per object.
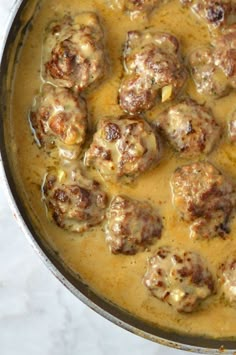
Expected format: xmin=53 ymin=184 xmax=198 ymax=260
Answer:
xmin=0 ymin=1 xmax=193 ymax=354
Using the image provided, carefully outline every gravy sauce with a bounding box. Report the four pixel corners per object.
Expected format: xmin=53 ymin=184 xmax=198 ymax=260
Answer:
xmin=8 ymin=0 xmax=236 ymax=338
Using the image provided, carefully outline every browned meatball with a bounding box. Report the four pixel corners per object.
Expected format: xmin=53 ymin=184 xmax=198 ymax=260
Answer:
xmin=109 ymin=0 xmax=161 ymax=19
xmin=218 ymin=255 xmax=236 ymax=303
xmin=42 ymin=167 xmax=107 ymax=233
xmin=214 ymin=25 xmax=236 ymax=86
xmin=180 ymin=0 xmax=234 ymax=29
xmin=189 ymin=27 xmax=236 ymax=97
xmin=43 ymin=13 xmax=107 ymax=91
xmin=84 ymin=115 xmax=161 ymax=182
xmin=171 ymin=162 xmax=235 ymax=239
xmin=156 ymin=99 xmax=221 ymax=158
xmin=119 ymin=75 xmax=157 ymax=114
xmin=105 ymin=195 xmax=162 ymax=254
xmin=29 ymin=84 xmax=87 ymax=160
xmin=189 ymin=46 xmax=231 ymax=97
xmin=144 ymin=246 xmax=214 ymax=312
xmin=119 ymin=30 xmax=187 ymax=114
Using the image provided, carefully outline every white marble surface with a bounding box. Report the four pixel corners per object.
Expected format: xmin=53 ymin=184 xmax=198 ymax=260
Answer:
xmin=0 ymin=1 xmax=198 ymax=354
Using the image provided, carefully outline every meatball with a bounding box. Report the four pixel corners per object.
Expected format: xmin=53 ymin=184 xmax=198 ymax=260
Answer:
xmin=43 ymin=12 xmax=107 ymax=91
xmin=214 ymin=25 xmax=236 ymax=87
xmin=84 ymin=115 xmax=161 ymax=182
xmin=218 ymin=255 xmax=236 ymax=303
xmin=105 ymin=195 xmax=162 ymax=254
xmin=189 ymin=27 xmax=236 ymax=97
xmin=156 ymin=99 xmax=221 ymax=158
xmin=171 ymin=162 xmax=235 ymax=239
xmin=119 ymin=74 xmax=157 ymax=114
xmin=42 ymin=167 xmax=107 ymax=233
xmin=144 ymin=246 xmax=214 ymax=312
xmin=119 ymin=30 xmax=187 ymax=114
xmin=189 ymin=47 xmax=231 ymax=97
xmin=109 ymin=0 xmax=161 ymax=19
xmin=180 ymin=0 xmax=234 ymax=29
xmin=29 ymin=84 xmax=87 ymax=160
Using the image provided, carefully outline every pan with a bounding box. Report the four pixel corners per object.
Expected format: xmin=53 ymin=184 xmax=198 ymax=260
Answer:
xmin=0 ymin=1 xmax=235 ymax=353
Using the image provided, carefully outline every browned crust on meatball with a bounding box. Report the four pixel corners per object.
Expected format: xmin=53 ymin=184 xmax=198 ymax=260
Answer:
xmin=170 ymin=162 xmax=236 ymax=239
xmin=156 ymin=99 xmax=221 ymax=157
xmin=189 ymin=26 xmax=236 ymax=97
xmin=84 ymin=115 xmax=161 ymax=182
xmin=180 ymin=0 xmax=234 ymax=29
xmin=105 ymin=195 xmax=162 ymax=254
xmin=214 ymin=25 xmax=236 ymax=83
xmin=119 ymin=75 xmax=157 ymax=114
xmin=189 ymin=46 xmax=232 ymax=97
xmin=42 ymin=167 xmax=107 ymax=233
xmin=144 ymin=246 xmax=215 ymax=312
xmin=29 ymin=84 xmax=87 ymax=159
xmin=43 ymin=13 xmax=107 ymax=91
xmin=119 ymin=30 xmax=187 ymax=114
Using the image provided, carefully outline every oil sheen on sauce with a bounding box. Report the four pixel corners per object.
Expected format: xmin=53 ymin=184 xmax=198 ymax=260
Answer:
xmin=9 ymin=0 xmax=236 ymax=339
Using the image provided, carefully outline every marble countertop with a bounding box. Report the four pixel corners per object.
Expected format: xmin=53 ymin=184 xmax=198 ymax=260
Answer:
xmin=0 ymin=1 xmax=202 ymax=354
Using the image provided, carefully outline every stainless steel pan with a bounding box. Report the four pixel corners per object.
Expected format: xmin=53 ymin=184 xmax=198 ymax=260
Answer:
xmin=0 ymin=1 xmax=235 ymax=352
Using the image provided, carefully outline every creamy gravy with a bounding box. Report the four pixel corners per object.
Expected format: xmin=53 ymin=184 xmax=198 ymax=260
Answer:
xmin=8 ymin=0 xmax=236 ymax=339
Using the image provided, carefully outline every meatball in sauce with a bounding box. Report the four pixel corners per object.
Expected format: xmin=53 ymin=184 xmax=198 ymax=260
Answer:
xmin=171 ymin=162 xmax=235 ymax=239
xmin=42 ymin=12 xmax=107 ymax=91
xmin=156 ymin=99 xmax=221 ymax=158
xmin=42 ymin=167 xmax=107 ymax=233
xmin=144 ymin=246 xmax=215 ymax=312
xmin=180 ymin=0 xmax=234 ymax=30
xmin=119 ymin=30 xmax=187 ymax=114
xmin=189 ymin=47 xmax=231 ymax=97
xmin=106 ymin=195 xmax=162 ymax=255
xmin=84 ymin=115 xmax=161 ymax=182
xmin=214 ymin=25 xmax=236 ymax=85
xmin=189 ymin=26 xmax=236 ymax=97
xmin=29 ymin=84 xmax=87 ymax=160
xmin=218 ymin=255 xmax=236 ymax=303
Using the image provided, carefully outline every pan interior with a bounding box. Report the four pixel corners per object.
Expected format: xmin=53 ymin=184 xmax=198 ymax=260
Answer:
xmin=1 ymin=0 xmax=236 ymax=352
